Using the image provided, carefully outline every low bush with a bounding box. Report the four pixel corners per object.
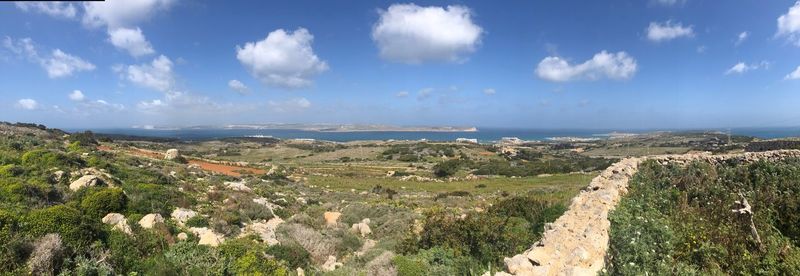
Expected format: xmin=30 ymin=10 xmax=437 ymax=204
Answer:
xmin=24 ymin=205 xmax=99 ymax=250
xmin=266 ymin=243 xmax=311 ymax=269
xmin=80 ymin=188 xmax=127 ymax=219
xmin=185 ymin=215 xmax=209 ymax=228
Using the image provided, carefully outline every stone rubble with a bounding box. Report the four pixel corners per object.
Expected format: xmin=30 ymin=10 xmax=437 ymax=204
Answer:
xmin=170 ymin=208 xmax=198 ymax=226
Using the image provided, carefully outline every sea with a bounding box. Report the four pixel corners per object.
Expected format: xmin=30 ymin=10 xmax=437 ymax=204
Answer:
xmin=69 ymin=127 xmax=800 ymax=144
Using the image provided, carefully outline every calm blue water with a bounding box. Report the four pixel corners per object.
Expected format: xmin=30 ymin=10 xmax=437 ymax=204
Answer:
xmin=69 ymin=126 xmax=800 ymax=143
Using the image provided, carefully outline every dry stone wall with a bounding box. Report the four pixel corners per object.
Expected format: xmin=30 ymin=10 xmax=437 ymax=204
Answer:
xmin=501 ymin=150 xmax=800 ymax=276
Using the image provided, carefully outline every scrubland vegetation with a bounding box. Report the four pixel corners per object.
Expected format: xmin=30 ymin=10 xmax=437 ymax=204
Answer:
xmin=0 ymin=123 xmax=606 ymax=275
xmin=6 ymin=121 xmax=799 ymax=275
xmin=607 ymin=159 xmax=800 ymax=275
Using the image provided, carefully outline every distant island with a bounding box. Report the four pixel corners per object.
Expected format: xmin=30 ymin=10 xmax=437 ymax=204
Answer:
xmin=223 ymin=124 xmax=478 ymax=132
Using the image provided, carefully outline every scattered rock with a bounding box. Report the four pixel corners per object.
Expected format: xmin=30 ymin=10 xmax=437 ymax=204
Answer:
xmin=321 ymin=255 xmax=343 ymax=271
xmin=102 ymin=213 xmax=132 ymax=234
xmin=239 ymin=217 xmax=284 ymax=246
xmin=190 ymin=227 xmax=225 ymax=247
xmin=138 ymin=213 xmax=164 ymax=229
xmin=224 ymin=180 xmax=251 ymax=192
xmin=252 ymin=197 xmax=283 ymax=217
xmin=351 ymin=218 xmax=372 ymax=237
xmin=69 ymin=175 xmax=100 ymax=191
xmin=296 ymin=267 xmax=305 ymax=276
xmin=323 ymin=211 xmax=341 ymax=226
xmin=52 ymin=170 xmax=65 ymax=182
xmin=177 ymin=232 xmax=188 ymax=241
xmin=171 ymin=208 xmax=197 ymax=226
xmin=164 ymin=149 xmax=180 ymax=160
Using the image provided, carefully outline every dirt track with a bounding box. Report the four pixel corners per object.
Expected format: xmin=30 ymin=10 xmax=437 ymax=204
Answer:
xmin=98 ymin=146 xmax=266 ymax=177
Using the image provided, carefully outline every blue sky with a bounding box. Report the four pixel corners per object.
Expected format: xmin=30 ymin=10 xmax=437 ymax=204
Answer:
xmin=1 ymin=0 xmax=800 ymax=129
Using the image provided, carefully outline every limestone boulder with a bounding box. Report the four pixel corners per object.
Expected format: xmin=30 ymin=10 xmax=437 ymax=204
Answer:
xmin=177 ymin=232 xmax=188 ymax=241
xmin=190 ymin=227 xmax=225 ymax=247
xmin=224 ymin=180 xmax=251 ymax=192
xmin=171 ymin=208 xmax=197 ymax=226
xmin=323 ymin=211 xmax=341 ymax=226
xmin=164 ymin=149 xmax=181 ymax=160
xmin=351 ymin=218 xmax=372 ymax=237
xmin=504 ymin=254 xmax=535 ymax=274
xmin=102 ymin=213 xmax=132 ymax=235
xmin=321 ymin=255 xmax=343 ymax=271
xmin=102 ymin=213 xmax=126 ymax=225
xmin=138 ymin=213 xmax=164 ymax=229
xmin=239 ymin=217 xmax=284 ymax=246
xmin=52 ymin=170 xmax=65 ymax=182
xmin=69 ymin=175 xmax=100 ymax=191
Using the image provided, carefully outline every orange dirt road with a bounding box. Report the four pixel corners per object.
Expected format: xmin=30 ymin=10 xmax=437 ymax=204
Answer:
xmin=98 ymin=145 xmax=265 ymax=177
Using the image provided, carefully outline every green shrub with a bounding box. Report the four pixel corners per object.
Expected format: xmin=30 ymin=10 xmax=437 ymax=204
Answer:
xmin=161 ymin=241 xmax=226 ymax=275
xmin=432 ymin=159 xmax=467 ymax=178
xmin=80 ymin=188 xmax=127 ymax=219
xmin=21 ymin=149 xmax=83 ymax=172
xmin=24 ymin=205 xmax=99 ymax=250
xmin=231 ymin=250 xmax=288 ymax=276
xmin=107 ymin=227 xmax=169 ymax=273
xmin=395 ymin=247 xmax=483 ymax=276
xmin=185 ymin=215 xmax=209 ymax=228
xmin=0 ymin=164 xmax=24 ymax=177
xmin=266 ymin=243 xmax=311 ymax=269
xmin=334 ymin=229 xmax=363 ymax=255
xmin=125 ymin=183 xmax=186 ymax=216
xmin=0 ymin=209 xmax=31 ymax=273
xmin=393 ymin=254 xmax=430 ymax=276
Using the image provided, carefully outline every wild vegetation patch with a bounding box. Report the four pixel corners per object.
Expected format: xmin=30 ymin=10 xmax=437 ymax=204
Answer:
xmin=606 ymin=159 xmax=800 ymax=275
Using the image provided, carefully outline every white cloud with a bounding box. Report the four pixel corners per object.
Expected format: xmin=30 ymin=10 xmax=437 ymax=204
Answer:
xmin=44 ymin=49 xmax=96 ymax=78
xmin=395 ymin=91 xmax=409 ymax=98
xmin=696 ymin=45 xmax=707 ymax=53
xmin=483 ymin=88 xmax=496 ymax=95
xmin=778 ymin=1 xmax=800 ymax=46
xmin=236 ymin=28 xmax=328 ymax=88
xmin=3 ymin=37 xmax=37 ymax=58
xmin=535 ymin=50 xmax=638 ymax=82
xmin=15 ymin=99 xmax=38 ymax=110
xmin=81 ymin=99 xmax=125 ymax=112
xmin=137 ymin=99 xmax=167 ymax=111
xmin=3 ymin=37 xmax=95 ymax=78
xmin=417 ymin=88 xmax=434 ymax=100
xmin=82 ymin=0 xmax=175 ymax=29
xmin=372 ymin=3 xmax=483 ymax=63
xmin=69 ymin=90 xmax=85 ymax=101
xmin=268 ymin=98 xmax=311 ymax=112
xmin=653 ymin=0 xmax=686 ymax=6
xmin=646 ymin=21 xmax=694 ymax=42
xmin=228 ymin=79 xmax=249 ymax=93
xmin=735 ymin=31 xmax=749 ymax=46
xmin=15 ymin=2 xmax=77 ymax=19
xmin=725 ymin=61 xmax=769 ymax=75
xmin=786 ymin=66 xmax=800 ymax=80
xmin=108 ymin=27 xmax=155 ymax=57
xmin=124 ymin=55 xmax=174 ymax=92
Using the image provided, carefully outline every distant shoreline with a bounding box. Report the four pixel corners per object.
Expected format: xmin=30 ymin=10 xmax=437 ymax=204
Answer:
xmin=220 ymin=125 xmax=479 ymax=133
